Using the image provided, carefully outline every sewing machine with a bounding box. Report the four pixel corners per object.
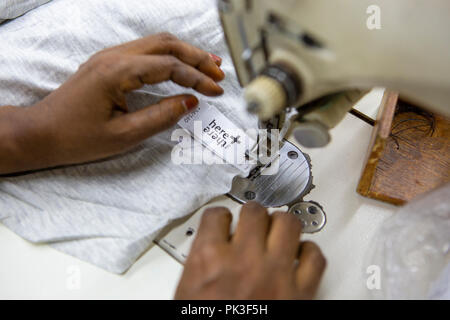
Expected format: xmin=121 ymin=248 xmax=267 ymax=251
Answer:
xmin=155 ymin=0 xmax=450 ymax=296
xmin=219 ymin=0 xmax=450 ymax=147
xmin=2 ymin=0 xmax=449 ymax=300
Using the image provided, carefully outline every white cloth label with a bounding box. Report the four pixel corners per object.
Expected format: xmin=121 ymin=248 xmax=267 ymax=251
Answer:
xmin=178 ymin=102 xmax=258 ymax=172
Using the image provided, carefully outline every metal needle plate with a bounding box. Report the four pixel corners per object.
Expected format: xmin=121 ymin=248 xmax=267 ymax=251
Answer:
xmin=228 ymin=140 xmax=313 ymax=208
xmin=288 ymin=201 xmax=326 ymax=233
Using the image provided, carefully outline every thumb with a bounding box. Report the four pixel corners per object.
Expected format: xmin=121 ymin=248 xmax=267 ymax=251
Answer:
xmin=113 ymin=94 xmax=199 ymax=144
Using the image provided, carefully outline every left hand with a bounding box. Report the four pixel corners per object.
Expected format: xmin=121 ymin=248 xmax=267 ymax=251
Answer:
xmin=0 ymin=32 xmax=224 ymax=174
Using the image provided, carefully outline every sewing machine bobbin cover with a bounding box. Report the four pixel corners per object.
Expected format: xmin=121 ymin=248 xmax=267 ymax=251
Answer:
xmin=288 ymin=201 xmax=326 ymax=233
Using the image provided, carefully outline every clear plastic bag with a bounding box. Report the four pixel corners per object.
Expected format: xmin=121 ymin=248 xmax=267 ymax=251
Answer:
xmin=367 ymin=183 xmax=450 ymax=299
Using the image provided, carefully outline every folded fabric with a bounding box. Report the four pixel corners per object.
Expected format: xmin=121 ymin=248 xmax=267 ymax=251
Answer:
xmin=0 ymin=0 xmax=257 ymax=273
xmin=0 ymin=0 xmax=52 ymax=20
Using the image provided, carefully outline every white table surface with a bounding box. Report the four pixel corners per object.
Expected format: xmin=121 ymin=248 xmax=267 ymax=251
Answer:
xmin=0 ymin=91 xmax=398 ymax=299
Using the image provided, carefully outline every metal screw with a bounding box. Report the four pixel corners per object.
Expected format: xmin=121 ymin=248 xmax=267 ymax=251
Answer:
xmin=308 ymin=206 xmax=318 ymax=214
xmin=244 ymin=191 xmax=256 ymax=200
xmin=300 ymin=33 xmax=323 ymax=49
xmin=288 ymin=151 xmax=298 ymax=159
xmin=185 ymin=228 xmax=195 ymax=236
xmin=268 ymin=13 xmax=282 ymax=28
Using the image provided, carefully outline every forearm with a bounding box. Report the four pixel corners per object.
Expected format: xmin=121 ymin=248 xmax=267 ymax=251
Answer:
xmin=0 ymin=105 xmax=55 ymax=174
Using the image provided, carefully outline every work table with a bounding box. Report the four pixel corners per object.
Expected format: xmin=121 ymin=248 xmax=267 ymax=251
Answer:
xmin=0 ymin=90 xmax=397 ymax=299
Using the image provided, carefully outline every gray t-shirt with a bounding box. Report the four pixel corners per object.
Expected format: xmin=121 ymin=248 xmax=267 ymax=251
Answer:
xmin=0 ymin=0 xmax=52 ymax=22
xmin=0 ymin=0 xmax=256 ymax=273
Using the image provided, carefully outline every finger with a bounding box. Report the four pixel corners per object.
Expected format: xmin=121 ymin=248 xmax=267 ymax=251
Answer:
xmin=192 ymin=207 xmax=232 ymax=248
xmin=209 ymin=53 xmax=222 ymax=67
xmin=117 ymin=33 xmax=224 ymax=81
xmin=110 ymin=94 xmax=198 ymax=144
xmin=266 ymin=212 xmax=302 ymax=262
xmin=295 ymin=241 xmax=327 ymax=296
xmin=232 ymin=202 xmax=270 ymax=252
xmin=117 ymin=55 xmax=223 ymax=96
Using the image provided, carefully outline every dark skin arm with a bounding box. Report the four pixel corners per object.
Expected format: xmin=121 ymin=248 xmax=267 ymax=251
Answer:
xmin=0 ymin=32 xmax=224 ymax=174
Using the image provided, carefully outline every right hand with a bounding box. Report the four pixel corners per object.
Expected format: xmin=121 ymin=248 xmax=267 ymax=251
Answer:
xmin=175 ymin=202 xmax=327 ymax=300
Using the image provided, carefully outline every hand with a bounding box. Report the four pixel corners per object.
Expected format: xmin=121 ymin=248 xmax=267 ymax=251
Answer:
xmin=0 ymin=32 xmax=224 ymax=174
xmin=175 ymin=202 xmax=327 ymax=300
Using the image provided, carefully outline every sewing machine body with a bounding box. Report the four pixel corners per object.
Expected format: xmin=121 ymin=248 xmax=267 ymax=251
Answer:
xmin=220 ymin=0 xmax=450 ymax=145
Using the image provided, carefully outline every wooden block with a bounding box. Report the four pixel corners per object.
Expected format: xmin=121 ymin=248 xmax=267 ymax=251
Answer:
xmin=357 ymin=92 xmax=450 ymax=205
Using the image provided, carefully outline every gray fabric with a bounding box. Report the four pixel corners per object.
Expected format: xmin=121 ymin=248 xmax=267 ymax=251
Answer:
xmin=0 ymin=0 xmax=52 ymax=19
xmin=0 ymin=0 xmax=257 ymax=273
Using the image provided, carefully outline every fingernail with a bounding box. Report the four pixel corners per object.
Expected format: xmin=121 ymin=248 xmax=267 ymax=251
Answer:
xmin=214 ymin=83 xmax=224 ymax=95
xmin=182 ymin=96 xmax=199 ymax=113
xmin=216 ymin=67 xmax=226 ymax=80
xmin=209 ymin=53 xmax=222 ymax=65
